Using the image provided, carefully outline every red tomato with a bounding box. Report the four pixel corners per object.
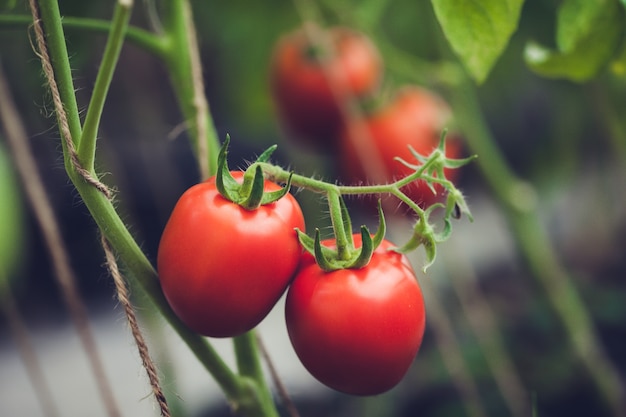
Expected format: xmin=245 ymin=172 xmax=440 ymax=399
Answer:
xmin=340 ymin=86 xmax=461 ymax=208
xmin=157 ymin=172 xmax=305 ymax=338
xmin=285 ymin=234 xmax=426 ymax=395
xmin=269 ymin=25 xmax=383 ymax=151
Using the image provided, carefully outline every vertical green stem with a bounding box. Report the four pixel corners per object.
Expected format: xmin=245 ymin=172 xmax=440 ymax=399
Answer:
xmin=233 ymin=332 xmax=280 ymax=417
xmin=234 ymin=332 xmax=264 ymax=380
xmin=78 ymin=0 xmax=133 ymax=170
xmin=449 ymin=76 xmax=626 ymax=417
xmin=326 ymin=189 xmax=351 ymax=259
xmin=160 ymin=0 xmax=220 ymax=177
xmin=37 ymin=0 xmax=83 ymax=151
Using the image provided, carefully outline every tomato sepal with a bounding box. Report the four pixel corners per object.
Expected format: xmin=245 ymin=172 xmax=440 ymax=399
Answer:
xmin=392 ymin=203 xmax=443 ymax=271
xmin=296 ymin=199 xmax=386 ymax=272
xmin=216 ymin=136 xmax=294 ymax=210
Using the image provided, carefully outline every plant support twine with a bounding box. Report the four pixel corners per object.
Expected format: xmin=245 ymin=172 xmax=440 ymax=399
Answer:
xmin=101 ymin=237 xmax=171 ymax=417
xmin=28 ymin=0 xmax=112 ymax=200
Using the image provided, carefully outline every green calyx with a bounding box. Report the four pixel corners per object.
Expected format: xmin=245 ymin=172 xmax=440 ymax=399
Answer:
xmin=393 ymin=185 xmax=473 ymax=272
xmin=216 ymin=135 xmax=293 ymax=210
xmin=395 ymin=129 xmax=477 ymax=195
xmin=296 ymin=198 xmax=387 ymax=272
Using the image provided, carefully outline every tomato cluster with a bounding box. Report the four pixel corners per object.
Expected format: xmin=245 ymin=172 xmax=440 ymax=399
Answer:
xmin=269 ymin=24 xmax=462 ymax=208
xmin=157 ymin=166 xmax=427 ymax=396
xmin=157 ymin=22 xmax=452 ymax=397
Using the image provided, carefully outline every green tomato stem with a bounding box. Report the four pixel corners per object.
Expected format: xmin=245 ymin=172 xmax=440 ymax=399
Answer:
xmin=326 ymin=190 xmax=351 ymax=260
xmin=37 ymin=0 xmax=83 ymax=155
xmin=78 ymin=0 xmax=133 ymax=172
xmin=160 ymin=0 xmax=220 ymax=178
xmin=233 ymin=332 xmax=279 ymax=417
xmin=0 ymin=14 xmax=167 ymax=57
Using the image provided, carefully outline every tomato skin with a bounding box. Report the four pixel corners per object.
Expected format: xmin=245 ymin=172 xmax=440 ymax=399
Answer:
xmin=285 ymin=235 xmax=426 ymax=395
xmin=340 ymin=86 xmax=461 ymax=208
xmin=157 ymin=172 xmax=305 ymax=338
xmin=269 ymin=26 xmax=382 ymax=150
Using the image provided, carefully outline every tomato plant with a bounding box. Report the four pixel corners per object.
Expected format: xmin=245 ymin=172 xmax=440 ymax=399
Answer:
xmin=285 ymin=234 xmax=426 ymax=396
xmin=269 ymin=25 xmax=382 ymax=151
xmin=157 ymin=171 xmax=305 ymax=338
xmin=340 ymin=86 xmax=462 ymax=208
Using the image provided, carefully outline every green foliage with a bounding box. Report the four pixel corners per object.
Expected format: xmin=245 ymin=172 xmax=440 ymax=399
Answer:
xmin=431 ymin=0 xmax=524 ymax=84
xmin=524 ymin=0 xmax=625 ymax=82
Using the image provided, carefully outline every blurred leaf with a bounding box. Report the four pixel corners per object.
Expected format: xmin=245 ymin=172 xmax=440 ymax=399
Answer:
xmin=557 ymin=0 xmax=612 ymax=52
xmin=524 ymin=0 xmax=624 ymax=82
xmin=0 ymin=142 xmax=25 ymax=291
xmin=431 ymin=0 xmax=525 ymax=84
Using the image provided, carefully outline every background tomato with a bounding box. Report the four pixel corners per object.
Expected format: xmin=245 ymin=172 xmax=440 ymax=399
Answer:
xmin=285 ymin=235 xmax=426 ymax=396
xmin=339 ymin=86 xmax=461 ymax=209
xmin=269 ymin=25 xmax=383 ymax=151
xmin=157 ymin=172 xmax=305 ymax=338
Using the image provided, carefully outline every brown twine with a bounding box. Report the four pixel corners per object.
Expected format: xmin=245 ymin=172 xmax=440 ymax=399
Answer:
xmin=28 ymin=0 xmax=112 ymax=200
xmin=101 ymin=237 xmax=171 ymax=417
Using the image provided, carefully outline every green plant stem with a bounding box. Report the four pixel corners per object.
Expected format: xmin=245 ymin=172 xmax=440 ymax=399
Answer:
xmin=259 ymin=160 xmax=434 ymax=198
xmin=449 ymin=75 xmax=626 ymax=417
xmin=326 ymin=190 xmax=351 ymax=259
xmin=0 ymin=14 xmax=166 ymax=58
xmin=78 ymin=0 xmax=132 ymax=171
xmin=35 ymin=0 xmax=251 ymax=408
xmin=160 ymin=0 xmax=220 ymax=177
xmin=234 ymin=332 xmax=264 ymax=381
xmin=233 ymin=332 xmax=279 ymax=417
xmin=36 ymin=0 xmax=83 ymax=152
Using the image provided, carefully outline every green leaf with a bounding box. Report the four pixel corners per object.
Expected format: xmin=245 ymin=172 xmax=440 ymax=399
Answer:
xmin=524 ymin=0 xmax=624 ymax=82
xmin=431 ymin=0 xmax=525 ymax=84
xmin=557 ymin=0 xmax=611 ymax=53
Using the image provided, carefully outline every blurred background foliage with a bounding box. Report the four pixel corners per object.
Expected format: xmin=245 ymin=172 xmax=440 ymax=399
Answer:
xmin=1 ymin=0 xmax=626 ymax=417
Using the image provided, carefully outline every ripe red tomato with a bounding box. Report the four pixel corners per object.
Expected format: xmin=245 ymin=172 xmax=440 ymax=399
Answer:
xmin=339 ymin=86 xmax=461 ymax=208
xmin=269 ymin=25 xmax=383 ymax=151
xmin=157 ymin=172 xmax=305 ymax=338
xmin=285 ymin=234 xmax=426 ymax=395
